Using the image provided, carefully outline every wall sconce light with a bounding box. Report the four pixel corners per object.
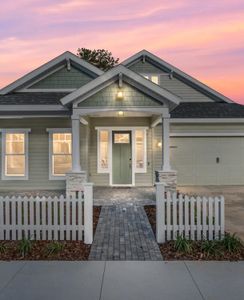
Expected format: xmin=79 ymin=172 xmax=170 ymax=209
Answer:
xmin=157 ymin=141 xmax=162 ymax=148
xmin=117 ymin=111 xmax=124 ymax=117
xmin=117 ymin=90 xmax=123 ymax=99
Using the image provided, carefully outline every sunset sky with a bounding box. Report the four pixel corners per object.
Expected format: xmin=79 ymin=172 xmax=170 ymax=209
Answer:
xmin=0 ymin=0 xmax=244 ymax=104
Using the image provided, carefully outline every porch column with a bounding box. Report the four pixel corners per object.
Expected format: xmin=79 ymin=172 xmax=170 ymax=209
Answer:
xmin=71 ymin=115 xmax=81 ymax=172
xmin=162 ymin=116 xmax=171 ymax=171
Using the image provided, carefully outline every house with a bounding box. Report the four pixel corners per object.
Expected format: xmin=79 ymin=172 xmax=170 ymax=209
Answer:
xmin=0 ymin=50 xmax=244 ymax=193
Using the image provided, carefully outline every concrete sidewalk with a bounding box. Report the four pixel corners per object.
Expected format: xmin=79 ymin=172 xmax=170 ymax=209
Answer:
xmin=0 ymin=261 xmax=243 ymax=300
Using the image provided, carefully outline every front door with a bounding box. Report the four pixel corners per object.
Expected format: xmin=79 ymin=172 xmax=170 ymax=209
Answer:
xmin=112 ymin=131 xmax=132 ymax=185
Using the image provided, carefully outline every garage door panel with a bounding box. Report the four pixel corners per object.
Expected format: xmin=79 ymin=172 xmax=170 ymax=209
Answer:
xmin=171 ymin=137 xmax=244 ymax=185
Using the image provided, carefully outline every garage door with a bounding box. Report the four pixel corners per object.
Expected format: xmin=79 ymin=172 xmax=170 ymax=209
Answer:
xmin=170 ymin=137 xmax=244 ymax=185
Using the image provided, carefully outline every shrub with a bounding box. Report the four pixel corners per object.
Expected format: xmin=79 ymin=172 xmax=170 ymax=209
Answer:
xmin=221 ymin=233 xmax=243 ymax=253
xmin=174 ymin=235 xmax=192 ymax=253
xmin=0 ymin=243 xmax=7 ymax=254
xmin=18 ymin=237 xmax=32 ymax=257
xmin=46 ymin=242 xmax=64 ymax=256
xmin=201 ymin=240 xmax=222 ymax=258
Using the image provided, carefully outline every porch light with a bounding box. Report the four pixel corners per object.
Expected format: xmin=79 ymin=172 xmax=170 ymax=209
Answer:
xmin=157 ymin=141 xmax=162 ymax=148
xmin=117 ymin=90 xmax=123 ymax=100
xmin=117 ymin=111 xmax=124 ymax=117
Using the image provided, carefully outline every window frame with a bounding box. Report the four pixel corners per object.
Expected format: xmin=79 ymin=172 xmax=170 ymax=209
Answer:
xmin=47 ymin=128 xmax=72 ymax=180
xmin=142 ymin=74 xmax=160 ymax=85
xmin=1 ymin=129 xmax=30 ymax=180
xmin=134 ymin=129 xmax=147 ymax=173
xmin=97 ymin=129 xmax=111 ymax=174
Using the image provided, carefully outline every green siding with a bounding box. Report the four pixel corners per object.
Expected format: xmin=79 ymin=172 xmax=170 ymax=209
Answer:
xmin=129 ymin=60 xmax=214 ymax=102
xmin=78 ymin=82 xmax=162 ymax=107
xmin=0 ymin=118 xmax=71 ymax=191
xmin=30 ymin=66 xmax=93 ymax=89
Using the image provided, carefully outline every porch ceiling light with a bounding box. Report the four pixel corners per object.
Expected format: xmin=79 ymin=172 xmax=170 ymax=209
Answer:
xmin=157 ymin=141 xmax=162 ymax=148
xmin=118 ymin=111 xmax=124 ymax=117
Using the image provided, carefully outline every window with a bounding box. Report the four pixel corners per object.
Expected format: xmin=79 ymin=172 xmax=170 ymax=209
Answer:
xmin=135 ymin=129 xmax=147 ymax=173
xmin=114 ymin=133 xmax=130 ymax=144
xmin=98 ymin=130 xmax=109 ymax=173
xmin=2 ymin=129 xmax=30 ymax=180
xmin=49 ymin=131 xmax=72 ymax=179
xmin=143 ymin=74 xmax=159 ymax=85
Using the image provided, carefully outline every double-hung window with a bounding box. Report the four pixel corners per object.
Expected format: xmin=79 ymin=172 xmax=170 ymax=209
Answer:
xmin=135 ymin=129 xmax=147 ymax=173
xmin=2 ymin=129 xmax=30 ymax=180
xmin=97 ymin=130 xmax=110 ymax=173
xmin=48 ymin=129 xmax=72 ymax=179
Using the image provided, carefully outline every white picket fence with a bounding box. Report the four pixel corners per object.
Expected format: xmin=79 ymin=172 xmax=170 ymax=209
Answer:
xmin=156 ymin=183 xmax=225 ymax=243
xmin=0 ymin=183 xmax=93 ymax=244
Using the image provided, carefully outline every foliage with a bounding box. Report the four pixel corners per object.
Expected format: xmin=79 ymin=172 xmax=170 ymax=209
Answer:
xmin=46 ymin=242 xmax=64 ymax=256
xmin=18 ymin=237 xmax=32 ymax=257
xmin=201 ymin=240 xmax=222 ymax=258
xmin=221 ymin=233 xmax=243 ymax=253
xmin=0 ymin=243 xmax=7 ymax=254
xmin=174 ymin=235 xmax=192 ymax=253
xmin=77 ymin=48 xmax=119 ymax=71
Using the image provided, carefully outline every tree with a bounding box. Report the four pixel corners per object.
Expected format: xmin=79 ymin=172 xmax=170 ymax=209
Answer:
xmin=77 ymin=48 xmax=119 ymax=71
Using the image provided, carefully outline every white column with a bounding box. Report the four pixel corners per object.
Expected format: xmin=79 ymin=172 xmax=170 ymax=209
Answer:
xmin=162 ymin=116 xmax=171 ymax=171
xmin=71 ymin=115 xmax=81 ymax=172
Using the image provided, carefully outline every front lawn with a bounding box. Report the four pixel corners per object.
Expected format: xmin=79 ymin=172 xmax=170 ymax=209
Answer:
xmin=144 ymin=205 xmax=244 ymax=261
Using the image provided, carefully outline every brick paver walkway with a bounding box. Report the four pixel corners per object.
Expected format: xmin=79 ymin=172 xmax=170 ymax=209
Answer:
xmin=89 ymin=204 xmax=162 ymax=261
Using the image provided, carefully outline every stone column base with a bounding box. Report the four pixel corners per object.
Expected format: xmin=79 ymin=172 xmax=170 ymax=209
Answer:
xmin=66 ymin=171 xmax=87 ymax=197
xmin=155 ymin=170 xmax=177 ymax=192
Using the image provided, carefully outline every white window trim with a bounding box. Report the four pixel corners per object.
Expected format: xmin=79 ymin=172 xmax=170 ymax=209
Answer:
xmin=47 ymin=128 xmax=72 ymax=180
xmin=142 ymin=74 xmax=160 ymax=85
xmin=1 ymin=128 xmax=31 ymax=180
xmin=97 ymin=130 xmax=111 ymax=174
xmin=95 ymin=127 xmax=148 ymax=186
xmin=134 ymin=128 xmax=147 ymax=173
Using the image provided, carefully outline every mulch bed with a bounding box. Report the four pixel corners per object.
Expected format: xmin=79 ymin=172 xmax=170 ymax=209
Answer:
xmin=144 ymin=205 xmax=244 ymax=261
xmin=0 ymin=206 xmax=101 ymax=261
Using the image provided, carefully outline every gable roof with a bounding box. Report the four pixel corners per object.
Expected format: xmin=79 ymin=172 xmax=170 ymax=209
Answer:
xmin=0 ymin=51 xmax=103 ymax=95
xmin=60 ymin=65 xmax=181 ymax=109
xmin=122 ymin=50 xmax=233 ymax=104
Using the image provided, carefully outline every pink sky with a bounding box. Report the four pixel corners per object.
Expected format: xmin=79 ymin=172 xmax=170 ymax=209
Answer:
xmin=0 ymin=0 xmax=244 ymax=103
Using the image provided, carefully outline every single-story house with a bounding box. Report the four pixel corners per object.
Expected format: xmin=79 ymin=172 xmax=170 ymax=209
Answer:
xmin=0 ymin=50 xmax=244 ymax=193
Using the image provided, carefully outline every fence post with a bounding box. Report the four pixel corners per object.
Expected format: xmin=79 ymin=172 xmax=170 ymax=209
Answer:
xmin=156 ymin=182 xmax=166 ymax=243
xmin=84 ymin=183 xmax=93 ymax=244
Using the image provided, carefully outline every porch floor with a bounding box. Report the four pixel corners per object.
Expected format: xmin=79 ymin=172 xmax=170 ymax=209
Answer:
xmin=89 ymin=204 xmax=162 ymax=261
xmin=93 ymin=187 xmax=155 ymax=206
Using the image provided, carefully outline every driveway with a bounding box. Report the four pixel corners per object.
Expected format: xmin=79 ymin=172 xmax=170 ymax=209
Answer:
xmin=179 ymin=186 xmax=244 ymax=241
xmin=0 ymin=261 xmax=243 ymax=300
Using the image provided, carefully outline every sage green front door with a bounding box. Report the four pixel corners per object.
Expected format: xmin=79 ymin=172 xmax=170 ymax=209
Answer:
xmin=112 ymin=131 xmax=132 ymax=185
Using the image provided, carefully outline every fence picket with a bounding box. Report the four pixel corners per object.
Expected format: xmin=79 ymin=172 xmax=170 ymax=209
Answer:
xmin=12 ymin=199 xmax=16 ymax=240
xmin=214 ymin=197 xmax=219 ymax=240
xmin=208 ymin=197 xmax=213 ymax=240
xmin=202 ymin=197 xmax=207 ymax=239
xmin=42 ymin=197 xmax=46 ymax=240
xmin=0 ymin=197 xmax=3 ymax=240
xmin=184 ymin=195 xmax=189 ymax=239
xmin=220 ymin=196 xmax=225 ymax=238
xmin=5 ymin=198 xmax=10 ymax=240
xmin=60 ymin=195 xmax=64 ymax=240
xmin=172 ymin=193 xmax=177 ymax=240
xmin=166 ymin=192 xmax=171 ymax=241
xmin=190 ymin=197 xmax=195 ymax=240
xmin=196 ymin=197 xmax=201 ymax=240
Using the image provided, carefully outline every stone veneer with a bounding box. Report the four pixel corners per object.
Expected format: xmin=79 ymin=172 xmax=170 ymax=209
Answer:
xmin=66 ymin=171 xmax=87 ymax=197
xmin=155 ymin=170 xmax=177 ymax=192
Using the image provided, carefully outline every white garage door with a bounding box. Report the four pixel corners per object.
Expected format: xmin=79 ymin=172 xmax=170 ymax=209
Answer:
xmin=170 ymin=137 xmax=244 ymax=185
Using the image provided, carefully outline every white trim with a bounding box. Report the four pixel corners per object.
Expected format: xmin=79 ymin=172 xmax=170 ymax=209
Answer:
xmin=0 ymin=105 xmax=68 ymax=111
xmin=0 ymin=51 xmax=103 ymax=95
xmin=170 ymin=118 xmax=244 ymax=124
xmin=61 ymin=65 xmax=180 ymax=107
xmin=122 ymin=50 xmax=233 ymax=103
xmin=47 ymin=128 xmax=72 ymax=180
xmin=170 ymin=132 xmax=244 ymax=137
xmin=95 ymin=126 xmax=148 ymax=186
xmin=1 ymin=129 xmax=30 ymax=180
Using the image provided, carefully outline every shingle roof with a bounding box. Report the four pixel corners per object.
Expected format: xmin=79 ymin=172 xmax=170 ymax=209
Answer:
xmin=171 ymin=102 xmax=244 ymax=118
xmin=0 ymin=92 xmax=68 ymax=105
